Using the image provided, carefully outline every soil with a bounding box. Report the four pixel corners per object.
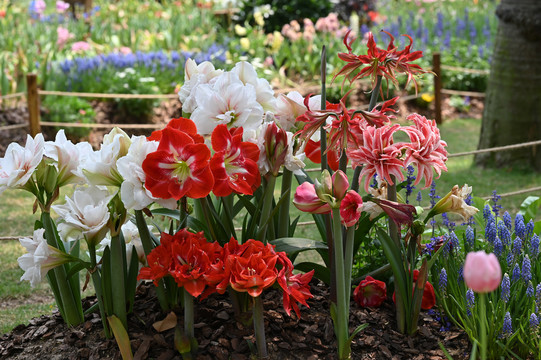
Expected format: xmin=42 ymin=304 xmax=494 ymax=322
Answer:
xmin=0 ymin=281 xmax=470 ymax=360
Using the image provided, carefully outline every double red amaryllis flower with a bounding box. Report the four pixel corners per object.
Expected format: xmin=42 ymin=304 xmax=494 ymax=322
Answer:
xmin=138 ymin=231 xmax=314 ymax=317
xmin=353 ymin=276 xmax=387 ymax=308
xmin=334 ymin=30 xmax=429 ymax=93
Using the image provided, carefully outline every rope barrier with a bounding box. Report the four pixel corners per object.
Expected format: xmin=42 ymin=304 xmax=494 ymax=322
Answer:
xmin=440 ymin=65 xmax=490 ymax=75
xmin=0 ymin=123 xmax=27 ymax=131
xmin=40 ymin=121 xmax=164 ymax=129
xmin=448 ymin=139 xmax=541 ymax=158
xmin=38 ymin=90 xmax=179 ymax=100
xmin=441 ymin=89 xmax=486 ymax=98
xmin=0 ymin=92 xmax=25 ymax=100
xmin=481 ymin=186 xmax=541 ymax=200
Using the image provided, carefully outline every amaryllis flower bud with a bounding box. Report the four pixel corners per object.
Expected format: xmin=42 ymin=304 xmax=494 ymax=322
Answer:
xmin=464 ymin=251 xmax=502 ymax=293
xmin=368 ymin=198 xmax=416 ymax=226
xmin=264 ymin=122 xmax=288 ymax=176
xmin=340 ymin=190 xmax=363 ymax=227
xmin=332 ymin=170 xmax=349 ymax=202
xmin=353 ymin=276 xmax=387 ymax=307
xmin=293 ymin=182 xmax=331 ymax=214
xmin=428 ymin=184 xmax=478 ymax=221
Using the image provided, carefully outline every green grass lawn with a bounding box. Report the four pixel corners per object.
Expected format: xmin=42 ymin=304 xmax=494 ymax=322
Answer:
xmin=0 ymin=117 xmax=539 ymax=334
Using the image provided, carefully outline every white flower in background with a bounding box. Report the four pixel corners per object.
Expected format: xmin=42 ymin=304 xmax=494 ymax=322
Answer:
xmin=179 ymin=59 xmax=223 ymax=113
xmin=231 ymin=61 xmax=276 ymax=112
xmin=52 ymin=186 xmax=114 ymax=245
xmin=97 ymin=221 xmax=148 ymax=265
xmin=116 ymin=135 xmax=176 ymax=210
xmin=191 ymin=72 xmax=264 ymax=136
xmin=44 ymin=130 xmax=93 ymax=187
xmin=80 ymin=128 xmax=131 ymax=186
xmin=18 ymin=229 xmax=69 ymax=288
xmin=284 ymin=131 xmax=306 ymax=173
xmin=274 ymin=91 xmax=321 ymax=131
xmin=0 ymin=134 xmax=44 ymax=194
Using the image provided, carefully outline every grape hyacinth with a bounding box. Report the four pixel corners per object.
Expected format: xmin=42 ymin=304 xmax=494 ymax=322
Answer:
xmin=512 ymin=236 xmax=522 ymax=256
xmin=405 ymin=165 xmax=415 ymax=204
xmin=506 ymin=252 xmax=514 ymax=267
xmin=458 ymin=266 xmax=464 ymax=283
xmin=502 ymin=312 xmax=513 ymax=337
xmin=483 ymin=204 xmax=493 ymax=223
xmin=512 ymin=263 xmax=521 ymax=283
xmin=466 ymin=289 xmax=475 ymax=316
xmin=526 ymin=281 xmax=534 ymax=298
xmin=416 ymin=191 xmax=422 ymax=205
xmin=530 ymin=313 xmax=539 ymax=332
xmin=465 ymin=225 xmax=475 ymax=249
xmin=525 ymin=220 xmax=534 ymax=241
xmin=429 ymin=181 xmax=439 ymax=208
xmin=522 ymin=255 xmax=532 ymax=283
xmin=439 ymin=268 xmax=448 ymax=293
xmin=530 ymin=234 xmax=539 ymax=258
xmin=497 ymin=221 xmax=511 ymax=246
xmin=485 ymin=220 xmax=497 ymax=245
xmin=500 ymin=273 xmax=510 ymax=303
xmin=502 ymin=211 xmax=512 ymax=230
xmin=515 ymin=214 xmax=525 ymax=240
xmin=536 ymin=284 xmax=541 ymax=312
xmin=491 ymin=190 xmax=502 ymax=218
xmin=493 ymin=236 xmax=503 ymax=258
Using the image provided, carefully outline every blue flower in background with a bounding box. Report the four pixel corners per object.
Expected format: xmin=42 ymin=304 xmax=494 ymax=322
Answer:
xmin=500 ymin=273 xmax=510 ymax=303
xmin=522 ymin=255 xmax=531 ymax=283
xmin=530 ymin=234 xmax=539 ymax=258
xmin=502 ymin=211 xmax=512 ymax=230
xmin=515 ymin=214 xmax=525 ymax=239
xmin=465 ymin=226 xmax=474 ymax=248
xmin=502 ymin=312 xmax=513 ymax=337
xmin=466 ymin=289 xmax=475 ymax=316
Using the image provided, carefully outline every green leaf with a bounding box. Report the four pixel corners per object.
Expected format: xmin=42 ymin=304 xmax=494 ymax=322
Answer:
xmin=376 ymin=228 xmax=409 ymax=308
xmin=101 ymin=246 xmax=113 ymax=316
xmin=66 ymin=261 xmax=91 ymax=280
xmin=348 ymin=323 xmax=369 ymax=343
xmin=270 ymin=237 xmax=328 ymax=255
xmin=107 ymin=315 xmax=134 ymax=360
xmin=151 ymin=208 xmax=181 ymax=220
xmin=294 ymin=262 xmax=330 ymax=285
xmin=519 ymin=196 xmax=540 ymax=222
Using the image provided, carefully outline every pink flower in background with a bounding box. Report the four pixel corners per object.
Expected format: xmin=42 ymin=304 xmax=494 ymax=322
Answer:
xmin=56 ymin=0 xmax=70 ymax=13
xmin=464 ymin=251 xmax=502 ymax=293
xmin=56 ymin=26 xmax=73 ymax=48
xmin=119 ymin=46 xmax=132 ymax=55
xmin=71 ymin=41 xmax=91 ymax=53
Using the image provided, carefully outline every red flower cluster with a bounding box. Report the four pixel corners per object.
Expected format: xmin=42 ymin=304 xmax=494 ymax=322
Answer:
xmin=138 ymin=230 xmax=314 ymax=318
xmin=143 ymin=118 xmax=261 ymax=200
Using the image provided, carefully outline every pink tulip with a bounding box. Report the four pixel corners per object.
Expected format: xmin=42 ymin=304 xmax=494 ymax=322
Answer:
xmin=464 ymin=251 xmax=502 ymax=293
xmin=340 ymin=191 xmax=363 ymax=227
xmin=293 ymin=182 xmax=331 ymax=214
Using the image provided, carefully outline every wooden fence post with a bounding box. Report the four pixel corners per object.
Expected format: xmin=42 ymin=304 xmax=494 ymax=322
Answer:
xmin=26 ymin=73 xmax=41 ymax=136
xmin=433 ymin=52 xmax=442 ymax=125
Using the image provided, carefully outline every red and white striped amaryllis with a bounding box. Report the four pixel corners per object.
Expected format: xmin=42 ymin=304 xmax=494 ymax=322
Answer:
xmin=403 ymin=113 xmax=448 ymax=189
xmin=339 ymin=190 xmax=363 ymax=227
xmin=210 ymin=125 xmax=261 ymax=197
xmin=293 ymin=182 xmax=332 ymax=214
xmin=142 ymin=125 xmax=214 ymax=200
xmin=347 ymin=124 xmax=408 ymax=192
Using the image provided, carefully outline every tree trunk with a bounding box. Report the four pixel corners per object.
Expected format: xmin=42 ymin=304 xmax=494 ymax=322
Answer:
xmin=475 ymin=0 xmax=541 ymax=170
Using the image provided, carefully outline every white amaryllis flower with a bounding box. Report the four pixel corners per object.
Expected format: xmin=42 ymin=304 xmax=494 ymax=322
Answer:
xmin=274 ymin=91 xmax=321 ymax=131
xmin=81 ymin=128 xmax=131 ymax=186
xmin=179 ymin=58 xmax=223 ymax=113
xmin=52 ymin=186 xmax=114 ymax=245
xmin=97 ymin=221 xmax=148 ymax=265
xmin=18 ymin=229 xmax=69 ymax=288
xmin=44 ymin=130 xmax=93 ymax=187
xmin=116 ymin=136 xmax=176 ymax=210
xmin=231 ymin=61 xmax=276 ymax=113
xmin=0 ymin=134 xmax=44 ymax=194
xmin=284 ymin=131 xmax=306 ymax=173
xmin=190 ymin=72 xmax=264 ymax=136
xmin=430 ymin=184 xmax=478 ymax=220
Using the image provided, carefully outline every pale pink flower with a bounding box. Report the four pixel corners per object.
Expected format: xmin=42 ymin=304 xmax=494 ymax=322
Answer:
xmin=71 ymin=41 xmax=91 ymax=53
xmin=56 ymin=26 xmax=73 ymax=49
xmin=464 ymin=251 xmax=502 ymax=293
xmin=403 ymin=113 xmax=448 ymax=188
xmin=0 ymin=134 xmax=44 ymax=194
xmin=119 ymin=46 xmax=132 ymax=55
xmin=56 ymin=0 xmax=70 ymax=13
xmin=346 ymin=124 xmax=406 ymax=192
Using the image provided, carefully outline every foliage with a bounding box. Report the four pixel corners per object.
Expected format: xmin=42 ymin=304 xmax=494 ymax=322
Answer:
xmin=42 ymin=95 xmax=95 ymax=138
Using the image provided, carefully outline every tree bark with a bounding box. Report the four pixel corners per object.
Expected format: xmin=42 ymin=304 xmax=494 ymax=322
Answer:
xmin=475 ymin=0 xmax=541 ymax=170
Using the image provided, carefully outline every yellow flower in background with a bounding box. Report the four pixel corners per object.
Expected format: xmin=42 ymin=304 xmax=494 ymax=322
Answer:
xmin=254 ymin=11 xmax=264 ymax=27
xmin=421 ymin=93 xmax=434 ymax=103
xmin=240 ymin=37 xmax=251 ymax=50
xmin=235 ymin=24 xmax=247 ymax=36
xmin=270 ymin=31 xmax=283 ymax=53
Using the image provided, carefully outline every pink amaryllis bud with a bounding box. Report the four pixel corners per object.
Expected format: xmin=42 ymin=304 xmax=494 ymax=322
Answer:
xmin=332 ymin=170 xmax=349 ymax=202
xmin=340 ymin=190 xmax=363 ymax=227
xmin=293 ymin=182 xmax=331 ymax=214
xmin=369 ymin=198 xmax=416 ymax=226
xmin=264 ymin=122 xmax=288 ymax=176
xmin=464 ymin=251 xmax=502 ymax=293
xmin=353 ymin=276 xmax=387 ymax=307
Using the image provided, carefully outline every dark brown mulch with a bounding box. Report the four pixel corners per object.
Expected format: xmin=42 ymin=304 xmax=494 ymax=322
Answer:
xmin=0 ymin=281 xmax=470 ymax=360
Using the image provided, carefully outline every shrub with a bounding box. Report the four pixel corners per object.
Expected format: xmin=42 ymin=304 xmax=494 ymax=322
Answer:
xmin=42 ymin=95 xmax=95 ymax=139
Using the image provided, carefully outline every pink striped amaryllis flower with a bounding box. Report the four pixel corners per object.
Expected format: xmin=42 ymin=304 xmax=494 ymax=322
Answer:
xmin=142 ymin=126 xmax=214 ymax=200
xmin=210 ymin=124 xmax=261 ymax=197
xmin=293 ymin=182 xmax=332 ymax=214
xmin=333 ymin=30 xmax=428 ymax=92
xmin=347 ymin=124 xmax=407 ymax=192
xmin=340 ymin=190 xmax=364 ymax=227
xmin=402 ymin=113 xmax=448 ymax=189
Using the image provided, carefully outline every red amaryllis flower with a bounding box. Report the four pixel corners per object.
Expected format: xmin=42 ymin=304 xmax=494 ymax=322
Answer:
xmin=353 ymin=276 xmax=387 ymax=307
xmin=402 ymin=113 xmax=448 ymax=189
xmin=392 ymin=270 xmax=436 ymax=310
xmin=346 ymin=124 xmax=407 ymax=192
xmin=340 ymin=190 xmax=363 ymax=227
xmin=137 ymin=240 xmax=173 ymax=286
xmin=334 ymin=30 xmax=428 ymax=92
xmin=210 ymin=125 xmax=261 ymax=197
xmin=229 ymin=251 xmax=279 ymax=298
xmin=304 ymin=139 xmax=341 ymax=171
xmin=148 ymin=117 xmax=204 ymax=144
xmin=356 ymin=97 xmax=399 ymax=128
xmin=280 ymin=270 xmax=314 ymax=318
xmin=142 ymin=127 xmax=214 ymax=199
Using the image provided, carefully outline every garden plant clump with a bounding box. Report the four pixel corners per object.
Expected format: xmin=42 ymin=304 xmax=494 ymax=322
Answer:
xmin=1 ymin=1 xmax=540 ymax=360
